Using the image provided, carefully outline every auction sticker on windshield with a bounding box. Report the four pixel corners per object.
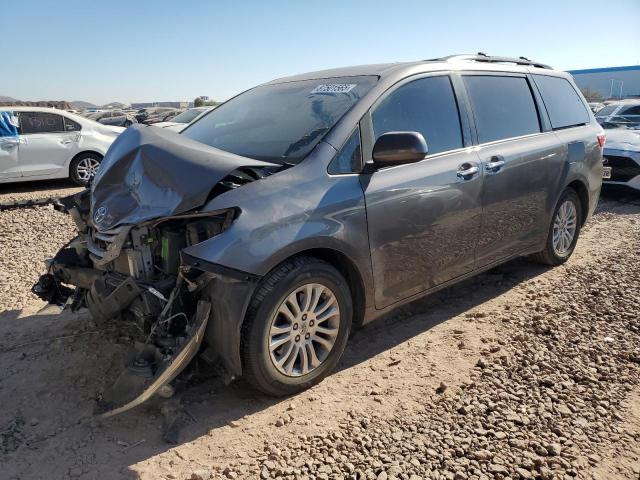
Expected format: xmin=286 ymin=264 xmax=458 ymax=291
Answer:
xmin=310 ymin=84 xmax=357 ymax=94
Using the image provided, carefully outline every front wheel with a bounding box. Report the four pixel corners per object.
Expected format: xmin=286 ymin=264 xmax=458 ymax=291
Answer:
xmin=241 ymin=256 xmax=353 ymax=396
xmin=532 ymin=188 xmax=582 ymax=266
xmin=69 ymin=153 xmax=102 ymax=186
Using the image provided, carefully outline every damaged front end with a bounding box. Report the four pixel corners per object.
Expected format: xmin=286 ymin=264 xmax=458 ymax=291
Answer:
xmin=32 ymin=126 xmax=279 ymax=417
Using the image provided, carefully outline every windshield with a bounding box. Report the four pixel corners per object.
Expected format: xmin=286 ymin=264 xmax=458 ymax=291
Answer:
xmin=172 ymin=108 xmax=206 ymax=124
xmin=597 ymin=104 xmax=640 ymax=130
xmin=182 ymin=76 xmax=378 ymax=164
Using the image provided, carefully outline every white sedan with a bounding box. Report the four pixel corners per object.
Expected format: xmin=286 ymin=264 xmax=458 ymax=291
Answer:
xmin=0 ymin=106 xmax=124 ymax=186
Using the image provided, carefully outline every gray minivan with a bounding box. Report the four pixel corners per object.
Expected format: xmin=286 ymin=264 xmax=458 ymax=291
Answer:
xmin=35 ymin=54 xmax=603 ymax=416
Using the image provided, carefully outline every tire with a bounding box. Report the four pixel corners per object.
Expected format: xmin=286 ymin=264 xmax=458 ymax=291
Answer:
xmin=123 ymin=120 xmax=132 ymax=127
xmin=69 ymin=153 xmax=102 ymax=186
xmin=241 ymin=256 xmax=353 ymax=396
xmin=531 ymin=188 xmax=582 ymax=266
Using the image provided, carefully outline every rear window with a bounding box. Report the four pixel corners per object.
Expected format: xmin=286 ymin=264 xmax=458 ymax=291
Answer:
xmin=463 ymin=76 xmax=540 ymax=144
xmin=533 ymin=75 xmax=590 ymax=129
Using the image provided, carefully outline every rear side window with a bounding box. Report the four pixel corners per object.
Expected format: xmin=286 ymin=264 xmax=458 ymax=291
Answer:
xmin=19 ymin=112 xmax=65 ymax=134
xmin=533 ymin=75 xmax=590 ymax=129
xmin=463 ymin=76 xmax=540 ymax=143
xmin=372 ymin=75 xmax=463 ymax=155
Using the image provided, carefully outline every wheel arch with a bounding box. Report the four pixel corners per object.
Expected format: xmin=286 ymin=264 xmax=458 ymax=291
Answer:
xmin=67 ymin=150 xmax=103 ymax=174
xmin=289 ymin=247 xmax=367 ymax=328
xmin=566 ymin=179 xmax=589 ymax=225
xmin=202 ymin=245 xmax=369 ymax=379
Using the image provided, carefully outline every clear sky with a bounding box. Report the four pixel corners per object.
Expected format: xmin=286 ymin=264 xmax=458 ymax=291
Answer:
xmin=2 ymin=0 xmax=639 ymax=105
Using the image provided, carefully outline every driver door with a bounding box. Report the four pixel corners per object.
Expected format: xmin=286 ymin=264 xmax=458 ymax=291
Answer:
xmin=361 ymin=74 xmax=483 ymax=309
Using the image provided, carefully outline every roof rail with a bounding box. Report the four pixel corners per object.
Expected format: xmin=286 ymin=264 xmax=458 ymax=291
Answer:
xmin=430 ymin=53 xmax=552 ymax=70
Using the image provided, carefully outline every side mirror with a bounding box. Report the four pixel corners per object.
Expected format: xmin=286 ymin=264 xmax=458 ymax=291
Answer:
xmin=372 ymin=131 xmax=428 ymax=168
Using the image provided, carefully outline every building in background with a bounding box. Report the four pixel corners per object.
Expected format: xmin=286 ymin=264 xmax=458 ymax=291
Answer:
xmin=568 ymin=66 xmax=640 ymax=101
xmin=131 ymin=101 xmax=190 ymax=109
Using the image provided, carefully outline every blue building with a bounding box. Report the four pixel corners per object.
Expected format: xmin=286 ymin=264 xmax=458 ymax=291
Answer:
xmin=568 ymin=65 xmax=640 ymax=100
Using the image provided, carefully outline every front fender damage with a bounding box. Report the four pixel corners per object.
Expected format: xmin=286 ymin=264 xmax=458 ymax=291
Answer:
xmin=31 ymin=189 xmax=261 ymax=419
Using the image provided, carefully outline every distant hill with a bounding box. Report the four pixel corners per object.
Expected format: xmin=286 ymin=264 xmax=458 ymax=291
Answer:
xmin=71 ymin=100 xmax=99 ymax=110
xmin=0 ymin=99 xmax=73 ymax=110
xmin=0 ymin=95 xmax=18 ymax=103
xmin=102 ymin=102 xmax=129 ymax=110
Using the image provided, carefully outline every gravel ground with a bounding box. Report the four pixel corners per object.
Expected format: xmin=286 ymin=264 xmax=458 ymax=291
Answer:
xmin=248 ymin=225 xmax=640 ymax=480
xmin=0 ymin=180 xmax=81 ymax=312
xmin=0 ymin=183 xmax=638 ymax=480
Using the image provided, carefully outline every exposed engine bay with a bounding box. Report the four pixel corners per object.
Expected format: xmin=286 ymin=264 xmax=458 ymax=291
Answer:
xmin=31 ymin=125 xmax=282 ymax=417
xmin=32 ymin=190 xmax=233 ymax=417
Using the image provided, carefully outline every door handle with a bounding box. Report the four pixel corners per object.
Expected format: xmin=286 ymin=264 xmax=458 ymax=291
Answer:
xmin=60 ymin=139 xmax=74 ymax=145
xmin=457 ymin=163 xmax=480 ymax=179
xmin=485 ymin=156 xmax=505 ymax=173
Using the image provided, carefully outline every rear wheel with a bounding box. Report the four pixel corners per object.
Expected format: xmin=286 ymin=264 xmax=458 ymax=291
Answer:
xmin=532 ymin=188 xmax=582 ymax=265
xmin=241 ymin=256 xmax=353 ymax=396
xmin=70 ymin=153 xmax=101 ymax=186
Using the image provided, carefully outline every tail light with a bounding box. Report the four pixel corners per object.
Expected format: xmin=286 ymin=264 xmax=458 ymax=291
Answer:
xmin=597 ymin=133 xmax=606 ymax=148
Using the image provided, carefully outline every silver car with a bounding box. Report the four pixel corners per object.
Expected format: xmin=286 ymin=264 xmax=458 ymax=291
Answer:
xmin=34 ymin=54 xmax=603 ymax=416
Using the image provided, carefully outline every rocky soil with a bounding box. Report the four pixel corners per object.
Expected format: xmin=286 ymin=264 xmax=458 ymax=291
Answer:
xmin=0 ymin=180 xmax=81 ymax=312
xmin=0 ymin=183 xmax=638 ymax=480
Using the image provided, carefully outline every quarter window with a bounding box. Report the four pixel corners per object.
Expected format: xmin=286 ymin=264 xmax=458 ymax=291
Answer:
xmin=533 ymin=75 xmax=590 ymax=129
xmin=463 ymin=76 xmax=540 ymax=143
xmin=64 ymin=117 xmax=82 ymax=132
xmin=372 ymin=76 xmax=463 ymax=155
xmin=19 ymin=112 xmax=65 ymax=134
xmin=329 ymin=128 xmax=361 ymax=174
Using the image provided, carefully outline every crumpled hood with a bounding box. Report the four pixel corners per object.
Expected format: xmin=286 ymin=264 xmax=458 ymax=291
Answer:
xmin=90 ymin=124 xmax=277 ymax=230
xmin=605 ymin=128 xmax=640 ymax=151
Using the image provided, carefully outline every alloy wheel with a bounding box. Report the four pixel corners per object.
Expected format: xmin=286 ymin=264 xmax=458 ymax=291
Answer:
xmin=268 ymin=283 xmax=341 ymax=377
xmin=76 ymin=157 xmax=100 ymax=182
xmin=552 ymin=200 xmax=577 ymax=256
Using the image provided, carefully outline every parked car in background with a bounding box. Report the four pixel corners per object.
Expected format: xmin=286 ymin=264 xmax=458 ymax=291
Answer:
xmin=152 ymin=106 xmax=214 ymax=131
xmin=135 ymin=107 xmax=180 ymax=124
xmin=143 ymin=109 xmax=181 ymax=125
xmin=0 ymin=107 xmax=124 ymax=185
xmin=599 ymin=119 xmax=640 ymax=192
xmin=588 ymin=102 xmax=604 ymax=113
xmin=35 ymin=54 xmax=603 ymax=416
xmin=89 ymin=110 xmax=137 ymax=128
xmin=595 ymin=101 xmax=640 ymax=128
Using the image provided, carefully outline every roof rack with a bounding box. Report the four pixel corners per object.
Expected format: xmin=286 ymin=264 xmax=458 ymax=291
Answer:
xmin=430 ymin=53 xmax=552 ymax=70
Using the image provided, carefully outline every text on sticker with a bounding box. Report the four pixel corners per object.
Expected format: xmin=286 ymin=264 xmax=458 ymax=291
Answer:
xmin=310 ymin=84 xmax=357 ymax=94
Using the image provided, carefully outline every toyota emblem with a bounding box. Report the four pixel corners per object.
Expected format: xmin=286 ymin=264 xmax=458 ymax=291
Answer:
xmin=94 ymin=206 xmax=108 ymax=224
